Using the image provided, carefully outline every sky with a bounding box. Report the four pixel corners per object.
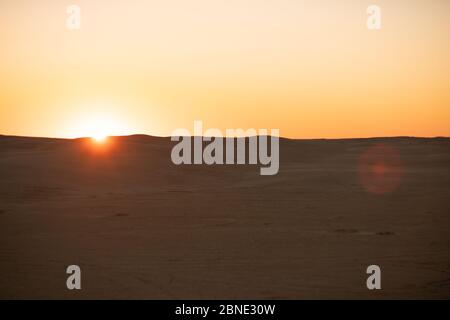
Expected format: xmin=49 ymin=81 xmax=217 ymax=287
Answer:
xmin=0 ymin=0 xmax=449 ymax=139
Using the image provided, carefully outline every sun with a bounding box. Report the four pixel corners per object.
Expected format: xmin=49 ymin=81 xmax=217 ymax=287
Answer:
xmin=92 ymin=133 xmax=108 ymax=143
xmin=86 ymin=119 xmax=113 ymax=142
xmin=70 ymin=113 xmax=130 ymax=141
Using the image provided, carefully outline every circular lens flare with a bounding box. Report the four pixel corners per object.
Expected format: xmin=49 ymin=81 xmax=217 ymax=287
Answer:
xmin=358 ymin=143 xmax=403 ymax=195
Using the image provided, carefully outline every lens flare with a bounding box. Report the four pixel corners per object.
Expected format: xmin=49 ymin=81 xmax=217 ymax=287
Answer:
xmin=358 ymin=143 xmax=403 ymax=195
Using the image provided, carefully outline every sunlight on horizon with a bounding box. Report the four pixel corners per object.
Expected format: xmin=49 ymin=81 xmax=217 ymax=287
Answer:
xmin=69 ymin=111 xmax=132 ymax=140
xmin=91 ymin=134 xmax=108 ymax=143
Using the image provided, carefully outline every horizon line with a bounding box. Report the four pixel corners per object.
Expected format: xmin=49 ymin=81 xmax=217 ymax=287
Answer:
xmin=1 ymin=133 xmax=449 ymax=141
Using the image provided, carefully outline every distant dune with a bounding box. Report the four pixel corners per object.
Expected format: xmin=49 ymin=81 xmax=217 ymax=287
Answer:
xmin=0 ymin=135 xmax=449 ymax=299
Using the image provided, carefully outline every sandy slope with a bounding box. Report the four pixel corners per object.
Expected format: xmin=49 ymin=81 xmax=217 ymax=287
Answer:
xmin=0 ymin=135 xmax=449 ymax=299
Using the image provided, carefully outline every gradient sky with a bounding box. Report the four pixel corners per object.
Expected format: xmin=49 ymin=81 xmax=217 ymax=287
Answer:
xmin=0 ymin=0 xmax=449 ymax=138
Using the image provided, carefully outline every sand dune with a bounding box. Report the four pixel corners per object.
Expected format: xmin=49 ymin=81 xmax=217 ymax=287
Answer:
xmin=0 ymin=135 xmax=449 ymax=299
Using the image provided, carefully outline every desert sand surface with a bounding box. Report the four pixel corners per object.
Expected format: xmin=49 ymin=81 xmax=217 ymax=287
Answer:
xmin=0 ymin=135 xmax=449 ymax=299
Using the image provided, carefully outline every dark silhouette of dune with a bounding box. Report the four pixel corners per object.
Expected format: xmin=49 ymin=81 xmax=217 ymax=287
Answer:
xmin=0 ymin=135 xmax=449 ymax=299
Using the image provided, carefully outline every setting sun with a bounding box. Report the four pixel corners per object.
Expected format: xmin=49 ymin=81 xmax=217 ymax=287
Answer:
xmin=92 ymin=133 xmax=108 ymax=143
xmin=68 ymin=112 xmax=132 ymax=141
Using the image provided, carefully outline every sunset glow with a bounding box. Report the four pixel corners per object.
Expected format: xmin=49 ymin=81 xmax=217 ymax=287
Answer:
xmin=68 ymin=111 xmax=131 ymax=140
xmin=92 ymin=134 xmax=108 ymax=143
xmin=0 ymin=0 xmax=449 ymax=139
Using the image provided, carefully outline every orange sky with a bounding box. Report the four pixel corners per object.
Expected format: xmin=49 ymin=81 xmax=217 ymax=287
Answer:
xmin=0 ymin=0 xmax=449 ymax=139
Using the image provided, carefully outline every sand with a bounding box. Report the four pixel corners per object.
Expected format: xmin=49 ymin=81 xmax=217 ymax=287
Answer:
xmin=0 ymin=135 xmax=449 ymax=299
